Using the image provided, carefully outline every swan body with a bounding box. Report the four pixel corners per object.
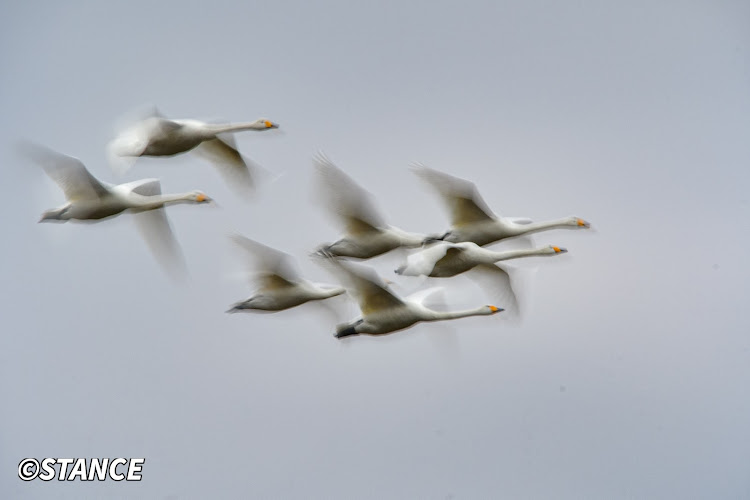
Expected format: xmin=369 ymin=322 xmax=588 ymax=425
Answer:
xmin=413 ymin=164 xmax=591 ymax=246
xmin=227 ymin=235 xmax=345 ymax=313
xmin=395 ymin=242 xmax=567 ymax=278
xmin=23 ymin=144 xmax=212 ymax=223
xmin=318 ymin=257 xmax=502 ymax=338
xmin=107 ymin=110 xmax=279 ymax=194
xmin=314 ymin=153 xmax=425 ymax=259
xmin=109 ymin=114 xmax=279 ymax=159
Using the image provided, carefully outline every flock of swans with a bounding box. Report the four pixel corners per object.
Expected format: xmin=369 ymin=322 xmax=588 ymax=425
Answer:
xmin=24 ymin=108 xmax=592 ymax=339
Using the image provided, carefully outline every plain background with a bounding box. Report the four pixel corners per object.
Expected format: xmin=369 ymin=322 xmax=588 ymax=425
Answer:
xmin=1 ymin=1 xmax=749 ymax=498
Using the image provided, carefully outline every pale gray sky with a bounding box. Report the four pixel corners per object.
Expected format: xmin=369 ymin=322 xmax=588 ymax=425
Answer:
xmin=2 ymin=1 xmax=749 ymax=498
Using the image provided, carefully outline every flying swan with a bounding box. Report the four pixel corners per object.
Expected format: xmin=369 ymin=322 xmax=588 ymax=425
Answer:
xmin=227 ymin=235 xmax=346 ymax=313
xmin=23 ymin=142 xmax=212 ymax=277
xmin=107 ymin=108 xmax=279 ymax=194
xmin=412 ymin=164 xmax=591 ymax=246
xmin=313 ymin=153 xmax=426 ymax=259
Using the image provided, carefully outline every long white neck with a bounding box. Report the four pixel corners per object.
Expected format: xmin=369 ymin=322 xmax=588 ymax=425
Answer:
xmin=505 ymin=218 xmax=577 ymax=237
xmin=478 ymin=246 xmax=550 ymax=264
xmin=205 ymin=122 xmax=270 ymax=134
xmin=135 ymin=193 xmax=196 ymax=210
xmin=420 ymin=306 xmax=491 ymax=321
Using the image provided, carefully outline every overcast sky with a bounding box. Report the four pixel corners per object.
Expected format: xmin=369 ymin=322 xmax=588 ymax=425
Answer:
xmin=2 ymin=1 xmax=749 ymax=498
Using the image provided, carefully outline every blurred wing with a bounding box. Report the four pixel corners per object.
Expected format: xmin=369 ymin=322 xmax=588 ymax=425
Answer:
xmin=470 ymin=263 xmax=520 ymax=319
xmin=127 ymin=179 xmax=187 ymax=279
xmin=256 ymin=272 xmax=298 ymax=291
xmin=318 ymin=257 xmax=405 ymax=316
xmin=194 ymin=136 xmax=257 ymax=196
xmin=123 ymin=178 xmax=161 ymax=197
xmin=404 ymin=243 xmax=453 ymax=275
xmin=314 ymin=153 xmax=386 ymax=233
xmin=230 ymin=234 xmax=300 ymax=282
xmin=412 ymin=163 xmax=497 ymax=226
xmin=405 ymin=286 xmax=446 ymax=309
xmin=20 ymin=142 xmax=110 ymax=201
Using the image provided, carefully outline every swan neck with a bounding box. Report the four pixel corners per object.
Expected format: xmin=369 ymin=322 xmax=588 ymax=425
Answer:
xmin=207 ymin=122 xmax=266 ymax=134
xmin=484 ymin=247 xmax=541 ymax=262
xmin=508 ymin=219 xmax=570 ymax=236
xmin=424 ymin=307 xmax=488 ymax=321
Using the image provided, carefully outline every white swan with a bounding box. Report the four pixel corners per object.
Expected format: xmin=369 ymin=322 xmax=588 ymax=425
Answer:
xmin=318 ymin=257 xmax=502 ymax=338
xmin=227 ymin=235 xmax=346 ymax=313
xmin=23 ymin=143 xmax=212 ymax=277
xmin=395 ymin=242 xmax=567 ymax=316
xmin=412 ymin=164 xmax=591 ymax=246
xmin=395 ymin=242 xmax=567 ymax=277
xmin=313 ymin=153 xmax=426 ymax=259
xmin=107 ymin=108 xmax=279 ymax=194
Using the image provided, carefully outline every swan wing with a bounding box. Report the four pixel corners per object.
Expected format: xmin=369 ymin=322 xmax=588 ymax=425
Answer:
xmin=318 ymin=258 xmax=405 ymax=316
xmin=314 ymin=153 xmax=386 ymax=234
xmin=20 ymin=142 xmax=110 ymax=201
xmin=405 ymin=286 xmax=445 ymax=309
xmin=230 ymin=234 xmax=301 ymax=283
xmin=119 ymin=178 xmax=162 ymax=197
xmin=411 ymin=164 xmax=497 ymax=226
xmin=403 ymin=242 xmax=454 ymax=275
xmin=256 ymin=272 xmax=298 ymax=291
xmin=131 ymin=179 xmax=187 ymax=280
xmin=470 ymin=263 xmax=519 ymax=318
xmin=194 ymin=135 xmax=257 ymax=195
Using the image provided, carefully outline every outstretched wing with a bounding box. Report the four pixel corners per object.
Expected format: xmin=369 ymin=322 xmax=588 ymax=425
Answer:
xmin=401 ymin=242 xmax=454 ymax=276
xmin=128 ymin=179 xmax=188 ymax=280
xmin=194 ymin=135 xmax=257 ymax=196
xmin=230 ymin=234 xmax=301 ymax=286
xmin=470 ymin=263 xmax=519 ymax=319
xmin=314 ymin=153 xmax=386 ymax=236
xmin=20 ymin=142 xmax=110 ymax=201
xmin=317 ymin=257 xmax=405 ymax=316
xmin=412 ymin=163 xmax=497 ymax=226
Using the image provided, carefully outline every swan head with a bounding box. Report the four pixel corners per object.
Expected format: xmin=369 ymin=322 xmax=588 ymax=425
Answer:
xmin=547 ymin=245 xmax=568 ymax=254
xmin=486 ymin=305 xmax=503 ymax=315
xmin=254 ymin=118 xmax=279 ymax=130
xmin=188 ymin=191 xmax=212 ymax=203
xmin=571 ymin=217 xmax=591 ymax=228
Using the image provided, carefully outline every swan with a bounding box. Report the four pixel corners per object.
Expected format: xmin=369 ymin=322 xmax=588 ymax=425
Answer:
xmin=227 ymin=235 xmax=346 ymax=313
xmin=107 ymin=108 xmax=279 ymax=194
xmin=395 ymin=242 xmax=568 ymax=277
xmin=412 ymin=164 xmax=591 ymax=246
xmin=313 ymin=153 xmax=426 ymax=259
xmin=23 ymin=142 xmax=212 ymax=277
xmin=317 ymin=256 xmax=502 ymax=338
xmin=395 ymin=242 xmax=567 ymax=316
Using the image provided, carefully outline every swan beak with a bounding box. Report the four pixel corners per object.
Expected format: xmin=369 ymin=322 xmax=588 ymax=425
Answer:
xmin=265 ymin=121 xmax=279 ymax=129
xmin=577 ymin=218 xmax=590 ymax=228
xmin=552 ymin=246 xmax=568 ymax=253
xmin=488 ymin=305 xmax=503 ymax=313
